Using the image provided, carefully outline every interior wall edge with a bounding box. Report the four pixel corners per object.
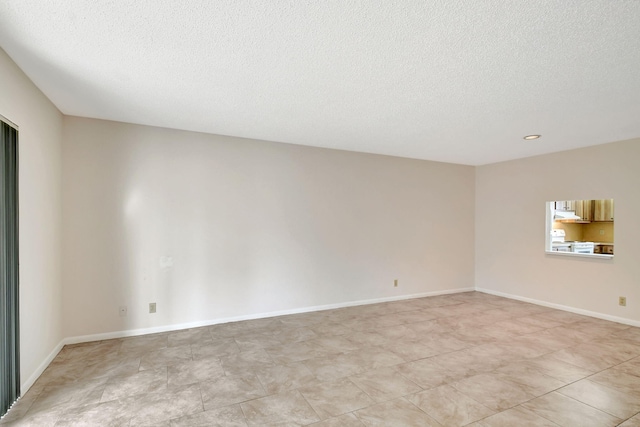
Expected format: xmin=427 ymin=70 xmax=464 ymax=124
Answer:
xmin=476 ymin=287 xmax=640 ymax=328
xmin=1 ymin=46 xmax=65 ymax=396
xmin=20 ymin=340 xmax=64 ymax=395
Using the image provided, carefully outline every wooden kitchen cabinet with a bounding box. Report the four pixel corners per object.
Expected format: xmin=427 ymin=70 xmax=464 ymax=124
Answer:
xmin=600 ymin=244 xmax=614 ymax=254
xmin=574 ymin=200 xmax=593 ymax=221
xmin=593 ymin=199 xmax=614 ymax=221
xmin=554 ymin=199 xmax=613 ymax=222
xmin=554 ymin=201 xmax=574 ymax=211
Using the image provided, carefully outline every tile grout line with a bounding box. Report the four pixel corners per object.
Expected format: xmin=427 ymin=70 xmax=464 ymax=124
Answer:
xmin=9 ymin=292 xmax=640 ymax=426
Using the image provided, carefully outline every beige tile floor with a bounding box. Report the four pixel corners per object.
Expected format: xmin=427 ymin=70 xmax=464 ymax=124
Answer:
xmin=2 ymin=291 xmax=640 ymax=426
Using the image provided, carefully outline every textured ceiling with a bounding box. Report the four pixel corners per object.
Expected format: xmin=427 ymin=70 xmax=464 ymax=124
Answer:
xmin=1 ymin=1 xmax=639 ymax=165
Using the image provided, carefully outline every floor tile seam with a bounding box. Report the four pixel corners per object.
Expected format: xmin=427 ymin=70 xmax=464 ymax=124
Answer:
xmin=34 ymin=377 xmax=111 ymax=403
xmin=610 ymin=364 xmax=640 ymax=383
xmin=198 ymin=383 xmax=265 ymax=411
xmin=513 ymin=323 xmax=560 ymax=337
xmin=17 ymin=385 xmax=46 ymax=414
xmin=448 ymin=374 xmax=540 ymax=413
xmin=24 ymin=298 xmax=640 ymax=423
xmin=549 ymin=388 xmax=628 ymax=422
xmin=237 ymin=397 xmax=253 ymax=425
xmin=100 ymin=373 xmax=173 ymax=405
xmin=471 ymin=404 xmax=563 ymax=427
xmin=31 ymin=395 xmax=110 ymax=424
xmin=167 ymin=338 xmax=215 ymax=349
xmin=493 ymin=357 xmax=570 ymax=383
xmin=392 ymin=362 xmax=444 ymax=389
xmin=62 ymin=401 xmax=136 ymax=426
xmin=582 ymin=354 xmax=640 ymax=384
xmin=590 ymin=338 xmax=640 ymax=354
xmin=17 ymin=403 xmax=60 ymax=426
xmin=344 ymin=371 xmax=423 ymax=405
xmin=604 ymin=353 xmax=640 ymax=372
xmin=284 ymin=388 xmax=323 ymax=423
xmin=399 ymin=394 xmax=452 ymax=426
xmin=425 ymin=392 xmax=498 ymax=426
xmin=250 ymin=366 xmax=283 ymax=395
xmin=118 ymin=346 xmax=170 ymax=358
xmin=489 ymin=367 xmax=573 ymax=399
xmin=0 ymin=397 xmax=37 ymax=425
xmin=544 ymin=349 xmax=617 ymax=374
xmin=624 ymin=410 xmax=640 ymax=423
xmin=492 ymin=341 xmax=559 ymax=360
xmin=529 ymin=356 xmax=616 ymax=401
xmin=586 ymin=366 xmax=640 ymax=394
xmin=261 ymin=334 xmax=323 ymax=351
xmin=556 ymin=379 xmax=640 ymax=420
xmin=342 ymin=410 xmax=368 ymax=426
xmin=94 ymin=377 xmax=110 ymax=408
xmin=531 ymin=379 xmax=638 ymax=425
xmin=150 ymin=397 xmax=206 ymax=427
xmin=350 ymin=398 xmax=388 ymax=424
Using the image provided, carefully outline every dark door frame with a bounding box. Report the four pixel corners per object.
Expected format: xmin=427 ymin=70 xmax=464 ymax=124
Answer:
xmin=1 ymin=116 xmax=20 ymax=418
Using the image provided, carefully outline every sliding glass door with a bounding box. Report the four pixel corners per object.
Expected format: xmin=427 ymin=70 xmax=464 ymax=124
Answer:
xmin=0 ymin=118 xmax=19 ymax=417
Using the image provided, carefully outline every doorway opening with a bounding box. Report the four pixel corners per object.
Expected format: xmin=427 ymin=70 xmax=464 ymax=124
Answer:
xmin=1 ymin=116 xmax=20 ymax=417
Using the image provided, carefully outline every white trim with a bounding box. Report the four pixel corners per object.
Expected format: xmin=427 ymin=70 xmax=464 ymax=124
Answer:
xmin=476 ymin=287 xmax=640 ymax=327
xmin=20 ymin=286 xmax=639 ymax=395
xmin=0 ymin=113 xmax=18 ymax=130
xmin=545 ymin=202 xmax=552 ymax=251
xmin=23 ymin=285 xmax=638 ymax=396
xmin=64 ymin=287 xmax=475 ymax=345
xmin=19 ymin=288 xmax=471 ymax=393
xmin=545 ymin=251 xmax=613 ymax=260
xmin=21 ymin=340 xmax=64 ymax=394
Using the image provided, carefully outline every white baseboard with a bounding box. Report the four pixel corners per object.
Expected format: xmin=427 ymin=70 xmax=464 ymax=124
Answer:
xmin=30 ymin=286 xmax=638 ymax=395
xmin=23 ymin=287 xmax=637 ymax=399
xmin=21 ymin=287 xmax=474 ymax=394
xmin=21 ymin=340 xmax=64 ymax=394
xmin=476 ymin=287 xmax=640 ymax=328
xmin=64 ymin=287 xmax=475 ymax=345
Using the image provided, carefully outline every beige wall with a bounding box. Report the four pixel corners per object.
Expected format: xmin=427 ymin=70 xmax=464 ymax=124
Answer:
xmin=62 ymin=117 xmax=476 ymax=338
xmin=476 ymin=139 xmax=640 ymax=323
xmin=0 ymin=49 xmax=63 ymax=390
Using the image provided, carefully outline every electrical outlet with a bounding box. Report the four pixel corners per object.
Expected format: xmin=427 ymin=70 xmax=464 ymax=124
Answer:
xmin=149 ymin=302 xmax=157 ymax=313
xmin=394 ymin=279 xmax=398 ymax=287
xmin=119 ymin=306 xmax=127 ymax=317
xmin=619 ymin=297 xmax=626 ymax=307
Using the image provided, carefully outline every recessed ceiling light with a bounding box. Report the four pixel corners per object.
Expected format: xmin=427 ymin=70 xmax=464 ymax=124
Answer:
xmin=523 ymin=134 xmax=541 ymax=140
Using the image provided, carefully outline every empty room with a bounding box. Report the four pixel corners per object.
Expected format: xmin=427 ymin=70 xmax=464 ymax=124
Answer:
xmin=1 ymin=1 xmax=639 ymax=426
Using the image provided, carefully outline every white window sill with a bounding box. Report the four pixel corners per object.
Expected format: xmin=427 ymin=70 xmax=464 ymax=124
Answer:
xmin=545 ymin=251 xmax=613 ymax=260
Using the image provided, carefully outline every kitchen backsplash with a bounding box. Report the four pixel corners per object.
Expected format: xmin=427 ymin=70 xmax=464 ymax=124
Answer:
xmin=583 ymin=222 xmax=614 ymax=243
xmin=552 ymin=221 xmax=614 ymax=243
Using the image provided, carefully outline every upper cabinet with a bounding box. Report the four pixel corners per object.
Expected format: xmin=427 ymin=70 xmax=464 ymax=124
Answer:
xmin=574 ymin=200 xmax=593 ymax=221
xmin=593 ymin=199 xmax=614 ymax=222
xmin=554 ymin=199 xmax=614 ymax=222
